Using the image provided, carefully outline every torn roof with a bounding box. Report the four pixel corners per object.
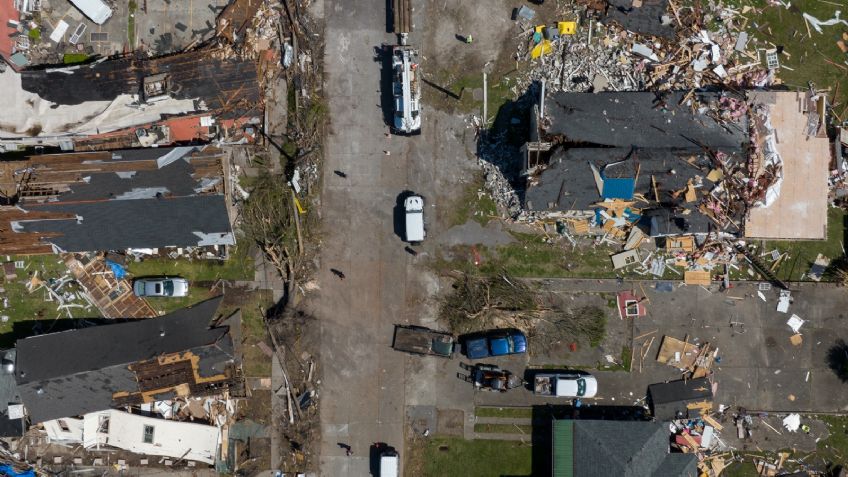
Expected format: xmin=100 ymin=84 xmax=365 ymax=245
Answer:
xmin=0 ymin=146 xmax=230 ymax=254
xmin=604 ymin=0 xmax=675 ymax=39
xmin=0 ymin=49 xmax=260 ymax=141
xmin=524 ymin=147 xmax=742 ymax=235
xmin=543 ymin=91 xmax=748 ymax=149
xmin=558 ymin=420 xmax=697 ymax=477
xmin=17 ymin=194 xmax=233 ymax=252
xmin=15 ymin=297 xmax=235 ymax=423
xmin=20 ymin=50 xmax=260 ymax=118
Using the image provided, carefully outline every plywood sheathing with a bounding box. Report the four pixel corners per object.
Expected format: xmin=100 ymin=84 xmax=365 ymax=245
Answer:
xmin=64 ymin=254 xmax=157 ymax=319
xmin=745 ymin=91 xmax=830 ymax=239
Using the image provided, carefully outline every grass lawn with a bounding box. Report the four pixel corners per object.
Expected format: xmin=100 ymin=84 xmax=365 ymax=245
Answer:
xmin=142 ymin=285 xmax=218 ymax=316
xmin=419 ymin=437 xmax=532 ymax=477
xmin=720 ymin=0 xmax=848 ymax=115
xmin=63 ymin=53 xmax=89 ymax=64
xmin=477 ymin=232 xmax=617 ymax=278
xmin=762 ymin=207 xmax=846 ymax=281
xmin=476 ymin=407 xmax=534 ymax=419
xmin=124 ymin=244 xmax=254 ymax=282
xmin=424 ymin=68 xmax=519 ymax=117
xmin=474 ymin=423 xmax=533 ymax=434
xmin=237 ymin=290 xmax=275 ymax=377
xmin=0 ymin=255 xmax=89 ymax=347
xmin=447 ymin=173 xmax=499 ymax=227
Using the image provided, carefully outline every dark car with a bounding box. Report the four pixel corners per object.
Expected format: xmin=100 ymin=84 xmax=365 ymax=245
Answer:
xmin=463 ymin=330 xmax=527 ymax=359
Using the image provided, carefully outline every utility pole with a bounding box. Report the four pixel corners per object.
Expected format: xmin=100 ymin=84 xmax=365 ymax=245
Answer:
xmin=483 ymin=71 xmax=488 ymax=128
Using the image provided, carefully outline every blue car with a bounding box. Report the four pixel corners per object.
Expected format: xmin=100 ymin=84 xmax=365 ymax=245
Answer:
xmin=464 ymin=330 xmax=527 ymax=359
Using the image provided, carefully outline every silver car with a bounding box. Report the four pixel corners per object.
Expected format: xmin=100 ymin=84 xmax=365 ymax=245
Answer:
xmin=132 ymin=277 xmax=189 ymax=297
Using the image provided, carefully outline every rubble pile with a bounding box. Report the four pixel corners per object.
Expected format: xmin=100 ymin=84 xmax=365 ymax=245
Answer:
xmin=475 ymin=128 xmax=524 ymax=218
xmin=513 ymin=0 xmax=774 ymax=96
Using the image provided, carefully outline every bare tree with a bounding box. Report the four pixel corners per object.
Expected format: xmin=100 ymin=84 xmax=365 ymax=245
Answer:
xmin=240 ymin=171 xmax=299 ymax=290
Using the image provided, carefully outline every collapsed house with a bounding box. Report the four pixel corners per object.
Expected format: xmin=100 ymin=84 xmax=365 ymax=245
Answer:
xmin=0 ymin=48 xmax=261 ymax=151
xmin=0 ymin=146 xmax=233 ymax=255
xmin=522 ymin=89 xmax=830 ymax=241
xmin=14 ymin=296 xmax=240 ymax=425
xmin=551 ymin=419 xmax=697 ymax=476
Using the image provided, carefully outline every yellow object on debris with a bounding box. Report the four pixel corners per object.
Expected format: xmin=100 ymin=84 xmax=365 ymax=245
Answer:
xmin=531 ymin=40 xmax=552 ymax=59
xmin=294 ymin=196 xmax=306 ymax=214
xmin=558 ymin=21 xmax=577 ymax=35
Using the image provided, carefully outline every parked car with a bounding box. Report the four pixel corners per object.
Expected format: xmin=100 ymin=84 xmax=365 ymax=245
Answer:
xmin=463 ymin=330 xmax=527 ymax=359
xmin=133 ymin=277 xmax=189 ymax=297
xmin=391 ymin=325 xmax=455 ymax=358
xmin=534 ymin=373 xmax=598 ymax=398
xmin=404 ymin=194 xmax=425 ymax=243
xmin=457 ymin=362 xmax=526 ymax=392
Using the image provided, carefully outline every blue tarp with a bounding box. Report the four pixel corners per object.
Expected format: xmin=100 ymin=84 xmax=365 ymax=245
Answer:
xmin=105 ymin=260 xmax=126 ymax=279
xmin=601 ymin=177 xmax=635 ymax=200
xmin=0 ymin=464 xmax=35 ymax=477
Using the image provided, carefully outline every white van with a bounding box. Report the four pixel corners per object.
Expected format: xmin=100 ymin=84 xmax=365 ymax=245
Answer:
xmin=69 ymin=0 xmax=113 ymax=25
xmin=379 ymin=450 xmax=399 ymax=477
xmin=404 ymin=195 xmax=425 ymax=243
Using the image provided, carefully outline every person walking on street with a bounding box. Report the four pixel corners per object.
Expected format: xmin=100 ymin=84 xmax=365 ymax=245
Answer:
xmin=333 ymin=170 xmax=347 ymax=178
xmin=337 ymin=443 xmax=353 ymax=456
xmin=330 ymin=268 xmax=346 ymax=280
xmin=465 ymin=34 xmax=473 ymax=44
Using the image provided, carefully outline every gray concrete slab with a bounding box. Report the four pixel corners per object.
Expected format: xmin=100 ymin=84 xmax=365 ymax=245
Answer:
xmin=135 ymin=0 xmax=227 ymax=54
xmin=458 ymin=280 xmax=848 ymax=414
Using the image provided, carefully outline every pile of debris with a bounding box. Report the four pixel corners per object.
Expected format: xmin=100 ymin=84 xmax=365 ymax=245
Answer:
xmin=656 ymin=334 xmax=718 ymax=379
xmin=511 ymin=0 xmax=774 ymax=96
xmin=670 ymin=413 xmax=729 ymax=474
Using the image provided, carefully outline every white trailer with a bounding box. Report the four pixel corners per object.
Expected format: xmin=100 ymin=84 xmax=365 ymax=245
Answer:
xmin=68 ymin=0 xmax=112 ymax=25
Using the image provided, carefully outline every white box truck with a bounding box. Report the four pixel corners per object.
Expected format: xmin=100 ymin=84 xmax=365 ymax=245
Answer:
xmin=404 ymin=195 xmax=425 ymax=243
xmin=379 ymin=449 xmax=399 ymax=477
xmin=69 ymin=0 xmax=113 ymax=25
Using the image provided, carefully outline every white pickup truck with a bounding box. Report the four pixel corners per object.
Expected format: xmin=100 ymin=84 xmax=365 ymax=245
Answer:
xmin=404 ymin=195 xmax=425 ymax=243
xmin=534 ymin=373 xmax=598 ymax=398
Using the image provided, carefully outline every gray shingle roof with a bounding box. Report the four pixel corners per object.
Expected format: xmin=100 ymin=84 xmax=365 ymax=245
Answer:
xmin=18 ymin=194 xmax=233 ymax=252
xmin=15 ymin=297 xmax=233 ymax=423
xmin=568 ymin=420 xmax=696 ymax=477
xmin=648 ymin=378 xmax=713 ymax=421
xmin=543 ymin=91 xmax=748 ymax=149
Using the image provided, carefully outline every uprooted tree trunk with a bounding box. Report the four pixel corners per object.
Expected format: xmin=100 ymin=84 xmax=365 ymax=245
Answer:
xmin=240 ymin=170 xmax=300 ymax=296
xmin=440 ymin=272 xmax=538 ymax=333
xmin=529 ymin=305 xmax=608 ymax=355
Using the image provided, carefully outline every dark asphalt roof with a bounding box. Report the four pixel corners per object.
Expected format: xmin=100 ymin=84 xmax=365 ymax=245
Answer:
xmin=15 ymin=297 xmax=231 ymax=423
xmin=525 ymin=147 xmax=718 ymax=211
xmin=20 ymin=51 xmax=259 ymax=118
xmin=648 ymin=377 xmax=713 ymax=420
xmin=18 ymin=194 xmax=232 ymax=252
xmin=57 ymin=158 xmax=200 ymax=202
xmin=604 ymin=0 xmax=675 ymax=39
xmin=524 ymin=147 xmax=730 ymax=235
xmin=543 ymin=91 xmax=748 ymax=149
xmin=571 ymin=420 xmax=696 ymax=477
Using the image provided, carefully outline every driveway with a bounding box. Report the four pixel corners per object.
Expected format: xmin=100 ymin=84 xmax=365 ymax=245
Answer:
xmin=464 ymin=279 xmax=848 ymax=414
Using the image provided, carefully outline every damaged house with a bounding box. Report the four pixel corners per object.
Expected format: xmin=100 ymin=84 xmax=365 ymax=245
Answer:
xmin=0 ymin=48 xmax=261 ymax=151
xmin=551 ymin=419 xmax=697 ymax=476
xmin=0 ymin=146 xmax=233 ymax=255
xmin=522 ymin=89 xmax=830 ymax=241
xmin=14 ymin=296 xmax=240 ymax=425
